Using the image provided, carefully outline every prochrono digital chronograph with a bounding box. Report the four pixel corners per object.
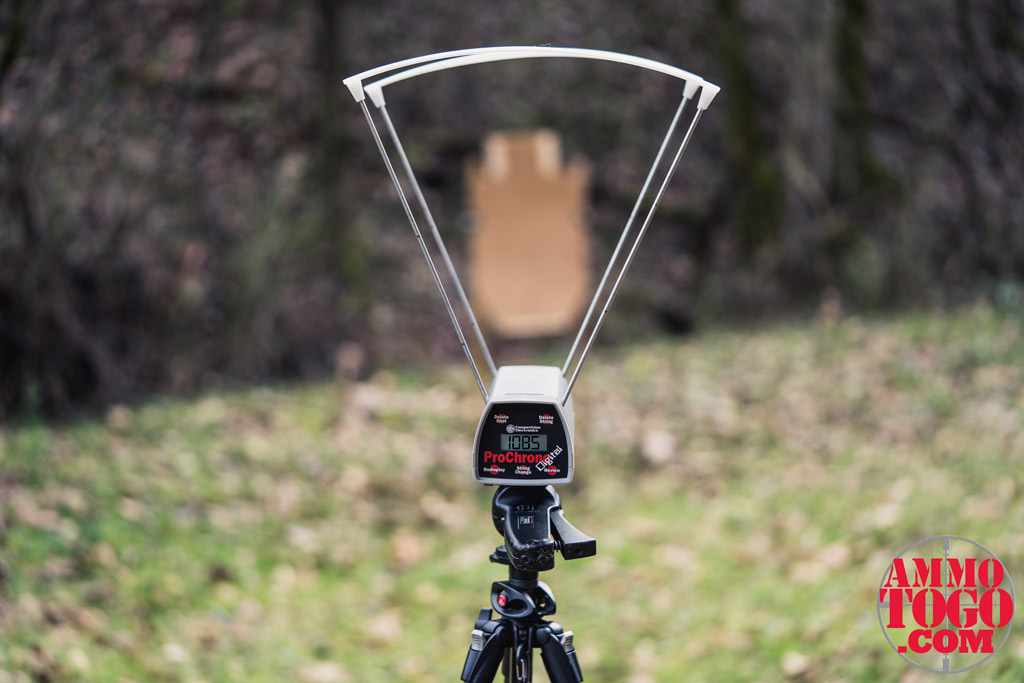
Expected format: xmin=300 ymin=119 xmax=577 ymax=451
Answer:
xmin=472 ymin=366 xmax=575 ymax=486
xmin=346 ymin=45 xmax=719 ymax=683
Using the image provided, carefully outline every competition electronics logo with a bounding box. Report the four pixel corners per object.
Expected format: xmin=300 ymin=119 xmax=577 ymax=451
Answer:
xmin=877 ymin=536 xmax=1014 ymax=674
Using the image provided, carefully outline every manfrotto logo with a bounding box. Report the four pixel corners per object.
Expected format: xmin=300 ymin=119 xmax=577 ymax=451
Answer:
xmin=877 ymin=536 xmax=1014 ymax=674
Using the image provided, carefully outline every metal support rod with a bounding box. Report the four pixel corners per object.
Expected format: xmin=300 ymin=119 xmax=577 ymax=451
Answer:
xmin=378 ymin=104 xmax=498 ymax=378
xmin=562 ymin=107 xmax=705 ymax=405
xmin=359 ymin=100 xmax=490 ymax=402
xmin=561 ymin=92 xmax=691 ymax=376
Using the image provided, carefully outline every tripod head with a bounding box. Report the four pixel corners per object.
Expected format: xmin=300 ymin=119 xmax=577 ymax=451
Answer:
xmin=490 ymin=486 xmax=596 ymax=572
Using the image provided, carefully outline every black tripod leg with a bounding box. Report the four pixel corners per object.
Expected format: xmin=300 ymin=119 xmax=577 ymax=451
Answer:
xmin=538 ymin=623 xmax=584 ymax=683
xmin=462 ymin=610 xmax=511 ymax=683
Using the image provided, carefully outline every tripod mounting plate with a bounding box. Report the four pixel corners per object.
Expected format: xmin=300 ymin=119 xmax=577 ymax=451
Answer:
xmin=491 ymin=485 xmax=595 ymax=572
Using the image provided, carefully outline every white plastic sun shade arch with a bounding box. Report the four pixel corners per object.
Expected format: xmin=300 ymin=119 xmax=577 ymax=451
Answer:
xmin=346 ymin=46 xmax=720 ymax=405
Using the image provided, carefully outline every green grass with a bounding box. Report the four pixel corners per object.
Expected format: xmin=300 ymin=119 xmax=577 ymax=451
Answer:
xmin=2 ymin=304 xmax=1024 ymax=681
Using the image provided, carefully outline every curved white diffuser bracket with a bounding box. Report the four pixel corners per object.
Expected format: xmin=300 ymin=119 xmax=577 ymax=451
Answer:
xmin=356 ymin=46 xmax=717 ymax=109
xmin=346 ymin=47 xmax=720 ymax=405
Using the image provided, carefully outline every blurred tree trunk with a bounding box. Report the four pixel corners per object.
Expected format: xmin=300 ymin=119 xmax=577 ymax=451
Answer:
xmin=0 ymin=0 xmax=30 ymax=104
xmin=713 ymin=0 xmax=784 ymax=257
xmin=1 ymin=0 xmax=123 ymax=416
xmin=313 ymin=0 xmax=369 ymax=314
xmin=821 ymin=0 xmax=902 ymax=304
xmin=954 ymin=0 xmax=1024 ymax=281
xmin=831 ymin=0 xmax=889 ymax=200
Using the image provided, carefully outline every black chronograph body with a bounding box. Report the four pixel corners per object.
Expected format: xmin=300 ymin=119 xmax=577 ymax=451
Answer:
xmin=471 ymin=365 xmax=576 ymax=486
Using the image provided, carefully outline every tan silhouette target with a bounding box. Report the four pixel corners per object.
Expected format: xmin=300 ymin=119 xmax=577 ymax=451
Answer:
xmin=466 ymin=130 xmax=591 ymax=339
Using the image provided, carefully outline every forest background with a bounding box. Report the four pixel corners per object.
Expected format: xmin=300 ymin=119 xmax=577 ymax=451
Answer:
xmin=1 ymin=0 xmax=1022 ymax=417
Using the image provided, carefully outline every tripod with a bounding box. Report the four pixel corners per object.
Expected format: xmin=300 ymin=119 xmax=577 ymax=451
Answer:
xmin=461 ymin=486 xmax=596 ymax=683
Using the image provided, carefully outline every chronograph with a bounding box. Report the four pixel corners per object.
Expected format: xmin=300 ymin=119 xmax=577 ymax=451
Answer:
xmin=472 ymin=366 xmax=574 ymax=485
xmin=346 ymin=45 xmax=720 ymax=683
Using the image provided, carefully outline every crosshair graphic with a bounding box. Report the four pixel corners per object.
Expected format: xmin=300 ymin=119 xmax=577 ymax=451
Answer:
xmin=877 ymin=535 xmax=1015 ymax=673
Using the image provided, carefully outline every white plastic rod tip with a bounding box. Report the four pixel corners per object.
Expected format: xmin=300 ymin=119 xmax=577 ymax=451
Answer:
xmin=343 ymin=75 xmax=365 ymax=102
xmin=683 ymin=79 xmax=700 ymax=100
xmin=366 ymin=83 xmax=386 ymax=108
xmin=697 ymin=83 xmax=720 ymax=110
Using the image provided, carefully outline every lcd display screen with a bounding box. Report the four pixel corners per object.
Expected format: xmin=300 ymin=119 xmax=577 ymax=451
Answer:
xmin=500 ymin=433 xmax=548 ymax=452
